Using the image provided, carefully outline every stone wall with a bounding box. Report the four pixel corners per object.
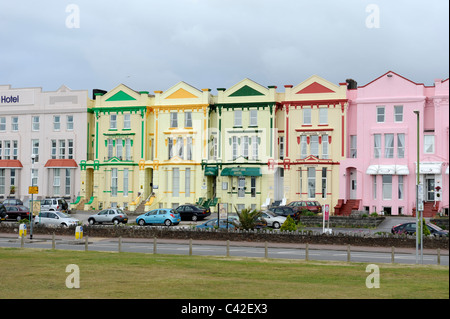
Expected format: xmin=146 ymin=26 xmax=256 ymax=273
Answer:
xmin=1 ymin=222 xmax=447 ymax=250
xmin=298 ymin=216 xmax=385 ymax=228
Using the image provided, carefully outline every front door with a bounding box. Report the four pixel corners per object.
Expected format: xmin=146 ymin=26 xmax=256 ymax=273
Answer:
xmin=426 ymin=176 xmax=435 ymax=201
xmin=349 ymin=168 xmax=357 ymax=199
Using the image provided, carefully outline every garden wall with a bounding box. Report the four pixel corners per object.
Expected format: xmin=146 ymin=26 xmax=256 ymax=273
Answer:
xmin=1 ymin=222 xmax=447 ymax=250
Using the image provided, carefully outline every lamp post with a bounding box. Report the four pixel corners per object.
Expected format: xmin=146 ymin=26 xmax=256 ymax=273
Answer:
xmin=29 ymin=154 xmax=35 ymax=240
xmin=413 ymin=110 xmax=423 ymax=264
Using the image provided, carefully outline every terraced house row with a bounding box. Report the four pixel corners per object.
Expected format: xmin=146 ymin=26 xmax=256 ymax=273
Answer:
xmin=1 ymin=71 xmax=448 ymax=217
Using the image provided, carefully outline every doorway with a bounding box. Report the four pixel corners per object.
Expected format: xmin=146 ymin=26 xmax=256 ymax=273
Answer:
xmin=425 ymin=176 xmax=435 ymax=201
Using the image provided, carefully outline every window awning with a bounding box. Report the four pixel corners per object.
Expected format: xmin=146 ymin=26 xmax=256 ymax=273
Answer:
xmin=44 ymin=159 xmax=78 ymax=168
xmin=0 ymin=160 xmax=23 ymax=168
xmin=220 ymin=167 xmax=262 ymax=177
xmin=204 ymin=167 xmax=218 ymax=176
xmin=366 ymin=165 xmax=409 ymax=175
xmin=416 ymin=162 xmax=442 ymax=174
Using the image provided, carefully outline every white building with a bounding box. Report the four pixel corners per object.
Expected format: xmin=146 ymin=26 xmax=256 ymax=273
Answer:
xmin=0 ymin=84 xmax=89 ymax=206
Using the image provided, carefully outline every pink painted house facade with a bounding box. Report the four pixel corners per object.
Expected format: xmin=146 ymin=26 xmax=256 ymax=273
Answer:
xmin=338 ymin=71 xmax=449 ymax=216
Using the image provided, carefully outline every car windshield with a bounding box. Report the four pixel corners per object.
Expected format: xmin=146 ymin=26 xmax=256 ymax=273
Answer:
xmin=265 ymin=211 xmax=276 ymax=217
xmin=55 ymin=212 xmax=70 ymax=218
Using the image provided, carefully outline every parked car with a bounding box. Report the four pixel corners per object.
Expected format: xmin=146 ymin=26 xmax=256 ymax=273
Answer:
xmin=267 ymin=206 xmax=296 ymax=219
xmin=286 ymin=201 xmax=322 ymax=214
xmin=260 ymin=211 xmax=287 ymax=229
xmin=34 ymin=211 xmax=79 ymax=227
xmin=40 ymin=198 xmax=69 ymax=213
xmin=88 ymin=208 xmax=128 ymax=225
xmin=136 ymin=209 xmax=180 ymax=226
xmin=4 ymin=205 xmax=30 ymax=222
xmin=2 ymin=198 xmax=24 ymax=206
xmin=196 ymin=218 xmax=235 ymax=229
xmin=391 ymin=222 xmax=449 ymax=237
xmin=175 ymin=204 xmax=211 ymax=221
xmin=0 ymin=203 xmax=7 ymax=223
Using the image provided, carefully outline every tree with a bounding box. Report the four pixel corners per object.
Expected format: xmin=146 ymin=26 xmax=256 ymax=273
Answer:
xmin=232 ymin=206 xmax=263 ymax=230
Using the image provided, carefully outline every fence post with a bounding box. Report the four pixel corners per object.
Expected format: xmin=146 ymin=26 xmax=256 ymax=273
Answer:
xmin=52 ymin=232 xmax=55 ymax=250
xmin=265 ymin=241 xmax=268 ymax=259
xmin=391 ymin=246 xmax=395 ymax=263
xmin=153 ymin=237 xmax=157 ymax=254
xmin=85 ymin=236 xmax=89 ymax=251
xmin=118 ymin=236 xmax=122 ymax=253
xmin=347 ymin=245 xmax=351 ymax=262
xmin=305 ymin=243 xmax=309 ymax=261
xmin=226 ymin=240 xmax=230 ymax=257
xmin=437 ymin=248 xmax=441 ymax=265
xmin=189 ymin=238 xmax=192 ymax=256
xmin=20 ymin=233 xmax=24 ymax=248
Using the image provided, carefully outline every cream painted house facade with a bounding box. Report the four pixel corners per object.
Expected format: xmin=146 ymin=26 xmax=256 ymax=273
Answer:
xmin=277 ymin=76 xmax=348 ymax=212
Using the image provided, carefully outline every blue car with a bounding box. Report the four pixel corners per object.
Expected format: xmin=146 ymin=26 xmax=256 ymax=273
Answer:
xmin=136 ymin=209 xmax=180 ymax=226
xmin=196 ymin=218 xmax=235 ymax=229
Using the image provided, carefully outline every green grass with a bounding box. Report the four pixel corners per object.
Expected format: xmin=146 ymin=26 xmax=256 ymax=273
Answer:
xmin=0 ymin=247 xmax=448 ymax=299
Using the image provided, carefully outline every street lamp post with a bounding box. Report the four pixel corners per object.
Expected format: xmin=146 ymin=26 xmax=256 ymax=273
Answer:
xmin=29 ymin=154 xmax=35 ymax=240
xmin=413 ymin=110 xmax=423 ymax=264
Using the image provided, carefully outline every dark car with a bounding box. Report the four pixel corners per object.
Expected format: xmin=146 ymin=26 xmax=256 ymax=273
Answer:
xmin=175 ymin=204 xmax=211 ymax=221
xmin=286 ymin=201 xmax=322 ymax=214
xmin=0 ymin=204 xmax=7 ymax=223
xmin=391 ymin=222 xmax=449 ymax=237
xmin=267 ymin=206 xmax=296 ymax=219
xmin=5 ymin=205 xmax=30 ymax=222
xmin=2 ymin=198 xmax=24 ymax=206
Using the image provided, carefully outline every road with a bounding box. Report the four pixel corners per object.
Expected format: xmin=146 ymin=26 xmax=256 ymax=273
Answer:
xmin=0 ymin=234 xmax=447 ymax=266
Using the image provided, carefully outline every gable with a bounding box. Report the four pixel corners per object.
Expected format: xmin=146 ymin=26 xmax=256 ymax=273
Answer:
xmin=166 ymin=88 xmax=199 ymax=99
xmin=106 ymin=90 xmax=137 ymax=101
xmin=229 ymin=85 xmax=265 ymax=97
xmin=296 ymin=82 xmax=335 ymax=94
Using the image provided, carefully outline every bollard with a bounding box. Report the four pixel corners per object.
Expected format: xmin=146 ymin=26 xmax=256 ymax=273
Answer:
xmin=391 ymin=246 xmax=395 ymax=263
xmin=347 ymin=245 xmax=351 ymax=262
xmin=75 ymin=226 xmax=83 ymax=240
xmin=19 ymin=224 xmax=27 ymax=239
xmin=437 ymin=248 xmax=440 ymax=265
xmin=189 ymin=238 xmax=192 ymax=256
xmin=118 ymin=236 xmax=122 ymax=253
xmin=153 ymin=237 xmax=157 ymax=254
xmin=265 ymin=241 xmax=268 ymax=259
xmin=52 ymin=233 xmax=56 ymax=250
xmin=85 ymin=236 xmax=89 ymax=251
xmin=226 ymin=240 xmax=230 ymax=257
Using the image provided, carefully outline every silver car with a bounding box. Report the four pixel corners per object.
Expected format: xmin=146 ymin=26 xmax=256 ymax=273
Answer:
xmin=34 ymin=211 xmax=79 ymax=227
xmin=261 ymin=211 xmax=287 ymax=229
xmin=88 ymin=208 xmax=128 ymax=225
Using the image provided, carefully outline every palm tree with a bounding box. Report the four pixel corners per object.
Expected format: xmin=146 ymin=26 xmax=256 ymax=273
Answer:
xmin=232 ymin=206 xmax=264 ymax=230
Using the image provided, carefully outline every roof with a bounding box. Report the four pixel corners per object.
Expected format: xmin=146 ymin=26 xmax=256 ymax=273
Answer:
xmin=44 ymin=159 xmax=78 ymax=168
xmin=0 ymin=160 xmax=23 ymax=168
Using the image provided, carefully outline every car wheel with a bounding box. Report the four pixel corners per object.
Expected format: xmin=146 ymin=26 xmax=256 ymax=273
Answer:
xmin=164 ymin=219 xmax=172 ymax=226
xmin=192 ymin=215 xmax=198 ymax=222
xmin=113 ymin=219 xmax=119 ymax=225
xmin=273 ymin=222 xmax=280 ymax=229
xmin=138 ymin=219 xmax=145 ymax=226
xmin=88 ymin=218 xmax=95 ymax=225
xmin=61 ymin=223 xmax=68 ymax=228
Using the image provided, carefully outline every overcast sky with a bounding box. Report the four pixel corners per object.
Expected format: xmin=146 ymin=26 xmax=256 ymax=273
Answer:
xmin=1 ymin=0 xmax=448 ymax=94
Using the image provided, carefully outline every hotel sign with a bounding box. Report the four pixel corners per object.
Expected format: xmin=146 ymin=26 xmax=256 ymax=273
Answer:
xmin=0 ymin=89 xmax=35 ymax=106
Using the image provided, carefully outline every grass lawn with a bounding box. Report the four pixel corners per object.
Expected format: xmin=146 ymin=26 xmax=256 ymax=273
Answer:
xmin=0 ymin=247 xmax=448 ymax=299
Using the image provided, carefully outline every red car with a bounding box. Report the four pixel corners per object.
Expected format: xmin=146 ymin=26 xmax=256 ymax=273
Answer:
xmin=5 ymin=205 xmax=31 ymax=222
xmin=286 ymin=201 xmax=322 ymax=215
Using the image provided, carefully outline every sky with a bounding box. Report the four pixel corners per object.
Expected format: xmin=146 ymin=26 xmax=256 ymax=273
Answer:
xmin=0 ymin=0 xmax=448 ymax=94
